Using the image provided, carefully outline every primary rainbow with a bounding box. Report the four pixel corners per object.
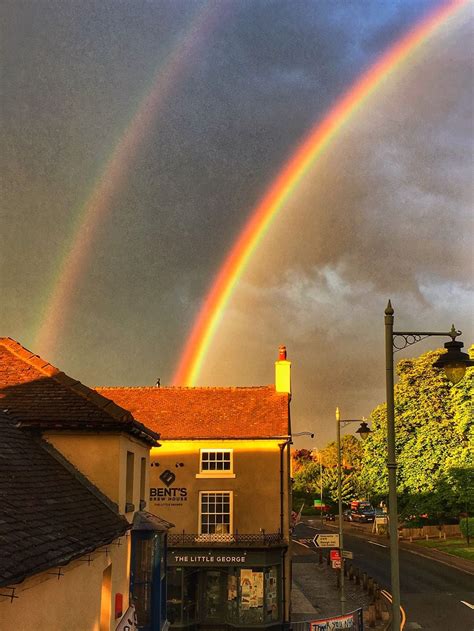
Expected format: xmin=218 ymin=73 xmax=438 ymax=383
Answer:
xmin=173 ymin=0 xmax=470 ymax=386
xmin=33 ymin=2 xmax=226 ymax=357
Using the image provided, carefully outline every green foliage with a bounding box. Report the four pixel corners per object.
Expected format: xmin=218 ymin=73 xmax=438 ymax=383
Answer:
xmin=460 ymin=517 xmax=474 ymax=542
xmin=322 ymin=466 xmax=355 ymax=504
xmin=362 ymin=345 xmax=474 ymax=522
xmin=291 ymin=346 xmax=473 ymax=521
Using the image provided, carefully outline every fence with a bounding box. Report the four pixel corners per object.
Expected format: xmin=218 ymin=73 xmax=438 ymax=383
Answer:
xmin=399 ymin=523 xmax=460 ymax=540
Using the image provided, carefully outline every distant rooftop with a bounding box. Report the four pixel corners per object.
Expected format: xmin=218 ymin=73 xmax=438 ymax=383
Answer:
xmin=96 ymin=385 xmax=290 ymax=439
xmin=0 ymin=338 xmax=159 ymax=445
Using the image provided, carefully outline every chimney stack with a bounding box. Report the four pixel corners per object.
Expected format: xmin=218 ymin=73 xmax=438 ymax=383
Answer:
xmin=275 ymin=345 xmax=291 ymax=395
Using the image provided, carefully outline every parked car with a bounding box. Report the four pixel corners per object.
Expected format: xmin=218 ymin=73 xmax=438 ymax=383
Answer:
xmin=351 ymin=506 xmax=375 ymax=523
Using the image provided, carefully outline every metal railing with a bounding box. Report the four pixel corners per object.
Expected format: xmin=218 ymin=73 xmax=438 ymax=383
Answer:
xmin=168 ymin=531 xmax=285 ymax=547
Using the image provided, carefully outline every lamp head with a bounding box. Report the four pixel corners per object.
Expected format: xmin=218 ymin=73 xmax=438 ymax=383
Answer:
xmin=355 ymin=421 xmax=371 ymax=440
xmin=433 ymin=338 xmax=473 ymax=385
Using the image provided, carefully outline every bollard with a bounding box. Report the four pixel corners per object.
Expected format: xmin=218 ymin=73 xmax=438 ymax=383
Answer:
xmin=426 ymin=534 xmax=429 ymax=540
xmin=368 ymin=577 xmax=374 ymax=595
xmin=355 ymin=568 xmax=360 ymax=585
xmin=368 ymin=604 xmax=376 ymax=628
xmin=375 ymin=591 xmax=383 ymax=620
xmin=362 ymin=572 xmax=368 ymax=590
xmin=348 ymin=564 xmax=354 ymax=581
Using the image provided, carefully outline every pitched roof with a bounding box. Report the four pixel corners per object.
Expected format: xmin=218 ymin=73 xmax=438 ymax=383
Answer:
xmin=0 ymin=338 xmax=159 ymax=445
xmin=0 ymin=411 xmax=130 ymax=587
xmin=96 ymin=386 xmax=290 ymax=439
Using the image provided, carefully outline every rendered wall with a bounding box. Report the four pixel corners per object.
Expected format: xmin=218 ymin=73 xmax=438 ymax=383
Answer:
xmin=149 ymin=439 xmax=292 ymax=620
xmin=148 ymin=440 xmax=290 ymax=536
xmin=0 ymin=536 xmax=130 ymax=631
xmin=45 ymin=432 xmax=150 ymax=518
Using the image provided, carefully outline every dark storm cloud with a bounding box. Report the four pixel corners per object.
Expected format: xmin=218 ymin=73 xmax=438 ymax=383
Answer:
xmin=2 ymin=0 xmax=472 ymax=426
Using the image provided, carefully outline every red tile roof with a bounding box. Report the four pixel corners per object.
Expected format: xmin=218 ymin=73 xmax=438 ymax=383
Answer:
xmin=96 ymin=386 xmax=290 ymax=439
xmin=0 ymin=338 xmax=159 ymax=444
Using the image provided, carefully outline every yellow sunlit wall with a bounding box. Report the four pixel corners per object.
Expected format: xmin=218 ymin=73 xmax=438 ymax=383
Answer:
xmin=148 ymin=438 xmax=292 ymax=619
xmin=0 ymin=536 xmax=130 ymax=631
xmin=45 ymin=432 xmax=150 ymax=520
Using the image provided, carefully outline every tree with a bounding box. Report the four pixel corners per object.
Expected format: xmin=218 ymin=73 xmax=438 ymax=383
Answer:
xmin=362 ymin=346 xmax=474 ymax=520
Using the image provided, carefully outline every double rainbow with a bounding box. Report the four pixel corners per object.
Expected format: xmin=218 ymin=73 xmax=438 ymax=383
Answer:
xmin=172 ymin=0 xmax=470 ymax=386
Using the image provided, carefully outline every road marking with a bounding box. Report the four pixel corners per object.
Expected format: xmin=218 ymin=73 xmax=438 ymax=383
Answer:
xmin=461 ymin=600 xmax=474 ymax=610
xmin=381 ymin=589 xmax=407 ymax=629
xmin=293 ymin=539 xmax=311 ymax=549
xmin=367 ymin=540 xmax=387 ymax=548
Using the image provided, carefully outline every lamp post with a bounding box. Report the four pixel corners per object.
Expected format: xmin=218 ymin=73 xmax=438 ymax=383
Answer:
xmin=384 ymin=300 xmax=473 ymax=631
xmin=335 ymin=408 xmax=371 ymax=614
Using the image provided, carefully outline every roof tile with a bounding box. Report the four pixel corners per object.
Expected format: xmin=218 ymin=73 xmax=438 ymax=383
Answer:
xmin=0 ymin=338 xmax=158 ymax=444
xmin=96 ymin=386 xmax=290 ymax=439
xmin=0 ymin=411 xmax=130 ymax=587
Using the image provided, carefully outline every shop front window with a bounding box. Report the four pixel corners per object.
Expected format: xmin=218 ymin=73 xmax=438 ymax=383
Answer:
xmin=167 ymin=562 xmax=281 ymax=628
xmin=167 ymin=567 xmax=200 ymax=627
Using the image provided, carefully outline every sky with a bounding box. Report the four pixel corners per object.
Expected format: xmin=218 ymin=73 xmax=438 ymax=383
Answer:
xmin=2 ymin=0 xmax=473 ymax=446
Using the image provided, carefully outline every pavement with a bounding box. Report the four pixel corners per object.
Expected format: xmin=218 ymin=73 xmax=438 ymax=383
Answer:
xmin=290 ymin=517 xmax=474 ymax=629
xmin=291 ymin=539 xmax=389 ymax=629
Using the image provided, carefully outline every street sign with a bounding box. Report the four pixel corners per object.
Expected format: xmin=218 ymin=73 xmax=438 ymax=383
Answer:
xmin=312 ymin=533 xmax=340 ymax=548
xmin=342 ymin=550 xmax=354 ymax=559
xmin=329 ymin=549 xmax=341 ymax=561
xmin=331 ymin=559 xmax=342 ymax=569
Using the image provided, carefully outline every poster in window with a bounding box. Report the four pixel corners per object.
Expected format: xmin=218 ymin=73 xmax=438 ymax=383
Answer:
xmin=252 ymin=572 xmax=264 ymax=607
xmin=240 ymin=569 xmax=252 ymax=610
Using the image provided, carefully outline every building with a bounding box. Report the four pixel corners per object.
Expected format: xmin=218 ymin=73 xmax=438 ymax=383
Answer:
xmin=0 ymin=338 xmax=170 ymax=631
xmin=97 ymin=347 xmax=293 ymax=630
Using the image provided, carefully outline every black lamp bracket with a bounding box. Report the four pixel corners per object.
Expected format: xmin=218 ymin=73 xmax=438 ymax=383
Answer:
xmin=392 ymin=326 xmax=461 ymax=353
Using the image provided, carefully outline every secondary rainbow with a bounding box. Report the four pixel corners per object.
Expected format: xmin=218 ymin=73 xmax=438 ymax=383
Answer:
xmin=173 ymin=0 xmax=470 ymax=386
xmin=33 ymin=2 xmax=226 ymax=357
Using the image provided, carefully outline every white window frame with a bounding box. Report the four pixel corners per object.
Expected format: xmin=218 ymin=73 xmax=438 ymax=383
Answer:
xmin=196 ymin=448 xmax=235 ymax=478
xmin=198 ymin=490 xmax=233 ymax=536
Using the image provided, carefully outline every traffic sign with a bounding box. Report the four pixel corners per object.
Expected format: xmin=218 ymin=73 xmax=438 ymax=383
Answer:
xmin=312 ymin=533 xmax=340 ymax=548
xmin=330 ymin=549 xmax=341 ymax=561
xmin=331 ymin=559 xmax=341 ymax=569
xmin=342 ymin=550 xmax=353 ymax=559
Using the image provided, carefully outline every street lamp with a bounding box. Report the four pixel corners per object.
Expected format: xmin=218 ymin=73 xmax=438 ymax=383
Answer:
xmin=384 ymin=300 xmax=473 ymax=631
xmin=335 ymin=408 xmax=371 ymax=614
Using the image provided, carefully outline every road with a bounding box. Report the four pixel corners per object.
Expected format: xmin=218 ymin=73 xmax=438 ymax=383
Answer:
xmin=293 ymin=520 xmax=474 ymax=631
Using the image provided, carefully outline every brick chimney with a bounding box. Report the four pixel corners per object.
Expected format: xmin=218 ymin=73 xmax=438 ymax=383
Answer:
xmin=275 ymin=345 xmax=291 ymax=395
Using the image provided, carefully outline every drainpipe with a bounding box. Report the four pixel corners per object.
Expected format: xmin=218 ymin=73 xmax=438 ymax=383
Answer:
xmin=279 ymin=438 xmax=291 ymax=624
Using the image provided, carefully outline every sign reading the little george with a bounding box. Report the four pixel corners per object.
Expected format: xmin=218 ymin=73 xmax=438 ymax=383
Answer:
xmin=168 ymin=551 xmax=247 ymax=566
xmin=167 ymin=549 xmax=278 ymax=567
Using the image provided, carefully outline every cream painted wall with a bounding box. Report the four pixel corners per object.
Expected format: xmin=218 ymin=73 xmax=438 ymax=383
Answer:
xmin=0 ymin=536 xmax=130 ymax=631
xmin=45 ymin=432 xmax=150 ymax=519
xmin=148 ymin=440 xmax=290 ymax=537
